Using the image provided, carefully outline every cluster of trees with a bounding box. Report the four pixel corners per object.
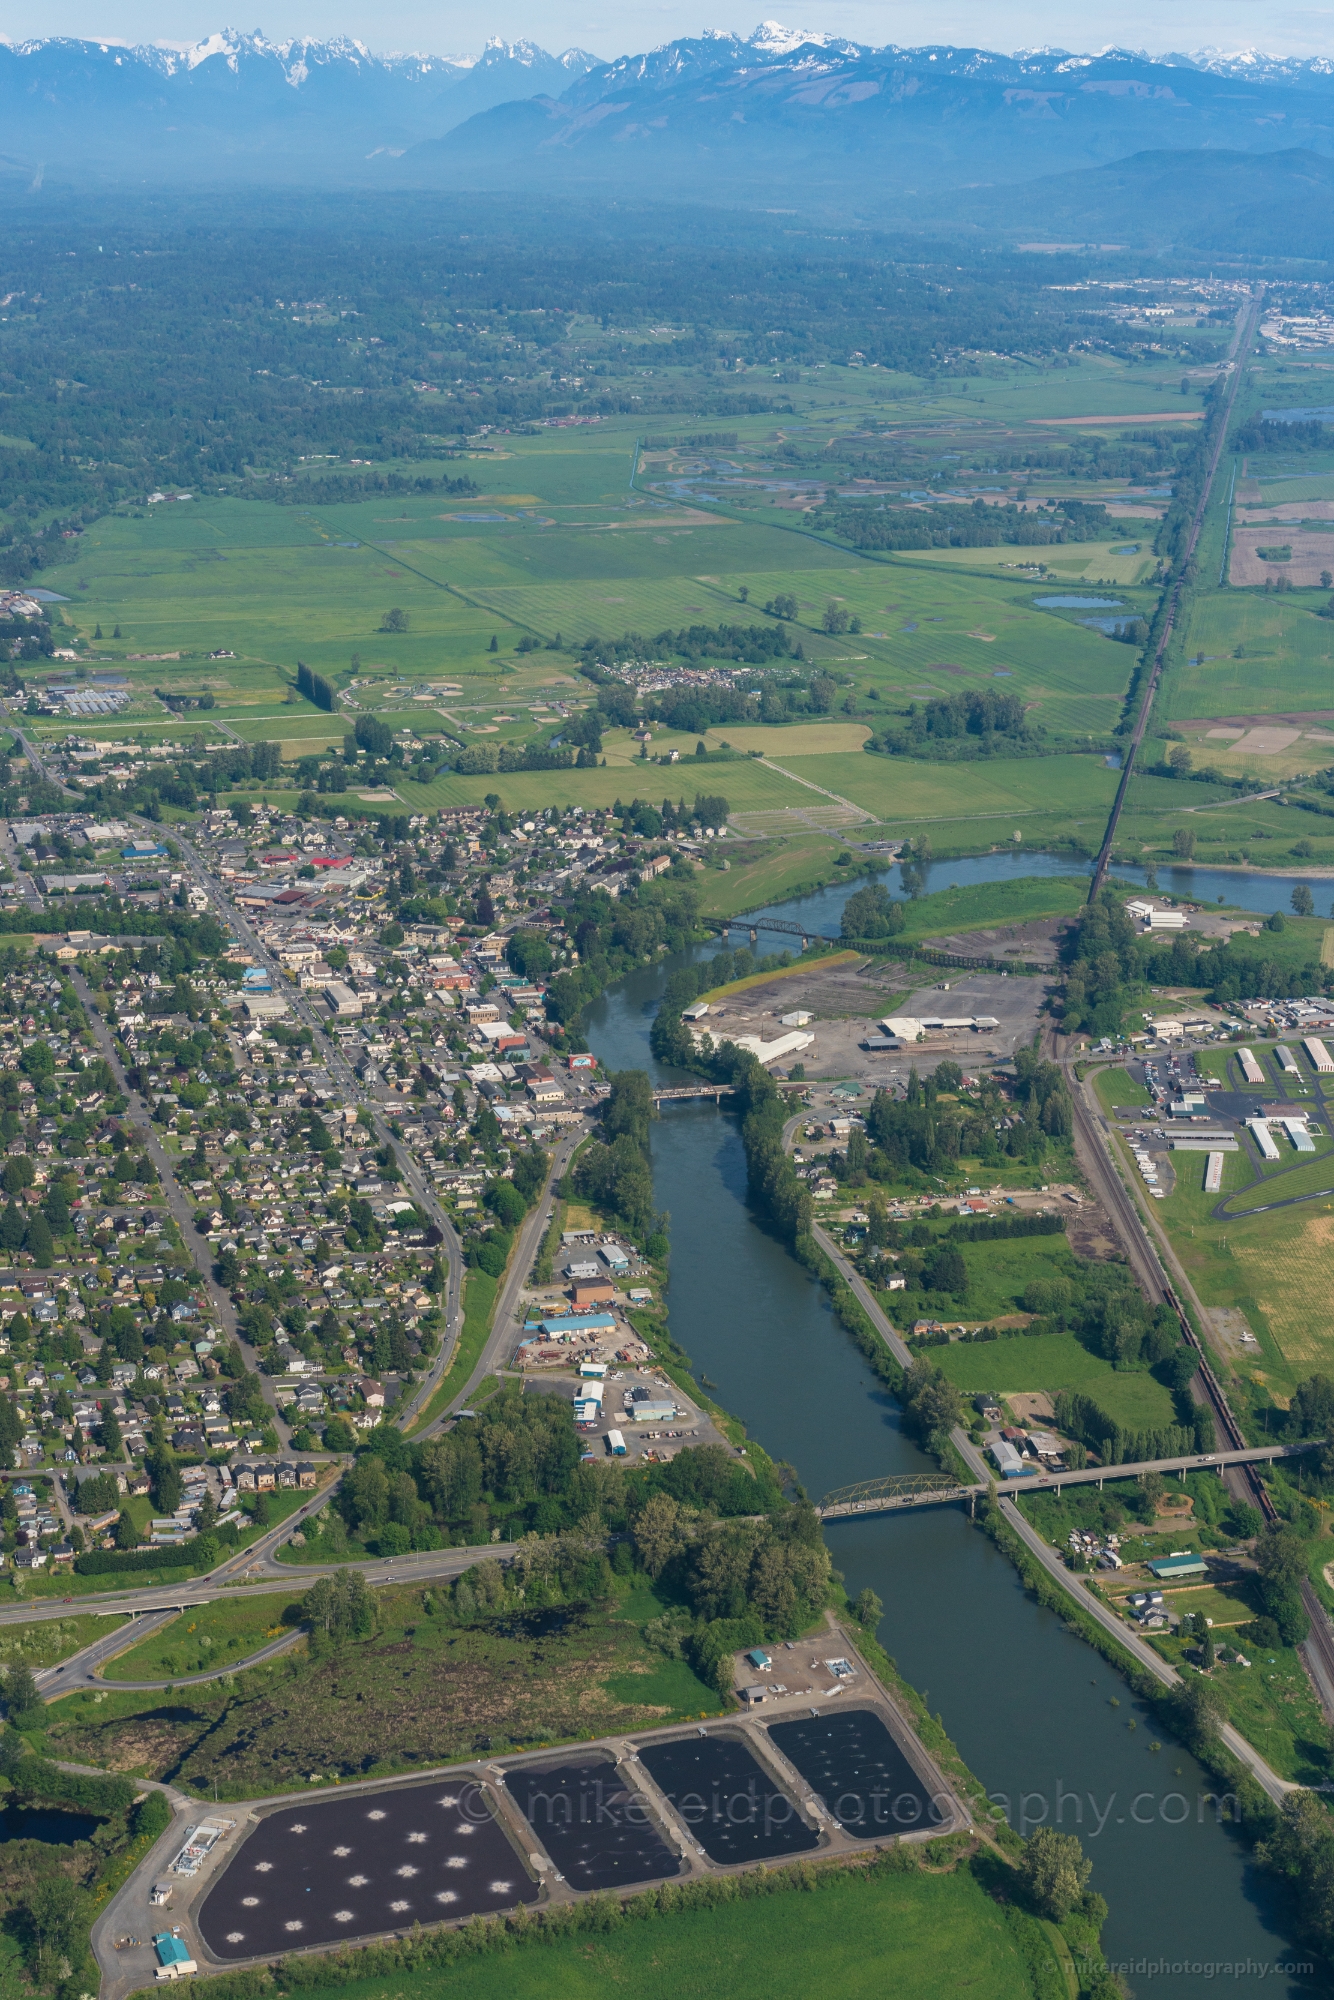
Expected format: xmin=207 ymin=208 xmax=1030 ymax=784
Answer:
xmin=868 ymin=687 xmax=1037 ymax=761
xmin=1052 ymin=1390 xmax=1211 ymax=1465
xmin=570 ymin=1070 xmax=662 ymax=1249
xmin=305 ymin=1389 xmax=783 ymax=1566
xmin=1234 ymin=417 xmax=1329 ymax=456
xmin=815 ymin=495 xmax=1112 ymax=552
xmin=542 ymin=874 xmax=703 ymax=1037
xmin=840 ymin=881 xmax=905 ymax=941
xmin=1155 ymin=375 xmax=1226 ymax=574
xmin=455 ymin=740 xmax=581 ymax=775
xmin=296 ymin=660 xmax=337 ymax=711
xmin=992 ymin=429 xmax=1194 ymax=486
xmin=279 ymin=469 xmax=479 ymax=506
xmin=1062 ymin=888 xmax=1332 ymax=1023
xmin=632 ymin=1500 xmax=832 ymax=1691
xmin=1058 ymin=889 xmax=1142 ymax=1038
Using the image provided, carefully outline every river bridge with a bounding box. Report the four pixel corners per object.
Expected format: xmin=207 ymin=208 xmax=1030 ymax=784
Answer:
xmin=714 ymin=914 xmax=838 ymax=949
xmin=651 ymin=1084 xmax=736 ymax=1105
xmin=818 ymin=1440 xmax=1323 ymax=1520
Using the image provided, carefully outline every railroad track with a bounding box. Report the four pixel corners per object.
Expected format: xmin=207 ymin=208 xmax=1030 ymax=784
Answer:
xmin=1088 ymin=290 xmax=1262 ymax=898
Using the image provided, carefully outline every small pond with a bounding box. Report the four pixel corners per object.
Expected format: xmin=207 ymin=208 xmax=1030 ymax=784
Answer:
xmin=0 ymin=1805 xmax=98 ymax=1845
xmin=1034 ymin=594 xmax=1125 ymax=609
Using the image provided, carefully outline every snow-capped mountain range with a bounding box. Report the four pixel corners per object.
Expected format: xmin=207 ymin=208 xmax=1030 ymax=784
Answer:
xmin=3 ymin=22 xmax=1334 ymax=199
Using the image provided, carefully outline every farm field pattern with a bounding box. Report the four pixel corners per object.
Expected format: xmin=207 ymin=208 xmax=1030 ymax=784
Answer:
xmin=46 ymin=368 xmax=1176 ymax=834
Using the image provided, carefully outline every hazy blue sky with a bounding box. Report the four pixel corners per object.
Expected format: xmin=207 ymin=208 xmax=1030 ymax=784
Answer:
xmin=1 ymin=0 xmax=1327 ymax=61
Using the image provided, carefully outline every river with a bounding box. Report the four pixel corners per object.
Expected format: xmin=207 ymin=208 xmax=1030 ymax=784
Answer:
xmin=583 ymin=857 xmax=1309 ymax=1998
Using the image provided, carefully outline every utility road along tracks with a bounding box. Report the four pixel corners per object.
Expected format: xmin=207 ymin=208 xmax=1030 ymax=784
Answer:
xmin=1089 ymin=291 xmax=1262 ymax=897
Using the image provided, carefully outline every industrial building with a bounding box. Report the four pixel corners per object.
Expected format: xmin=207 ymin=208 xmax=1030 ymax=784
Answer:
xmin=1247 ymin=1119 xmax=1281 ymax=1162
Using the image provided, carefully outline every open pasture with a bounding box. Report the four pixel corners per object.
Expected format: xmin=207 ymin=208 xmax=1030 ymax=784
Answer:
xmin=250 ymin=1855 xmax=1036 ymax=2000
xmin=1169 ymin=585 xmax=1334 ymax=722
xmin=770 ymin=749 xmax=1121 ymax=826
xmin=57 ymin=503 xmax=521 ymax=681
xmin=931 ymin=1327 xmax=1177 ymax=1428
xmin=904 ymin=538 xmax=1157 ymax=585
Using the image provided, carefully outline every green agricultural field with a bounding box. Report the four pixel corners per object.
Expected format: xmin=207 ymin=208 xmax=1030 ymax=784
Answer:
xmin=258 ymin=1855 xmax=1040 ymax=2000
xmin=397 ymin=753 xmax=812 ymax=818
xmin=692 ymin=838 xmax=858 ymax=917
xmin=906 ymin=538 xmax=1157 ymax=585
xmin=56 ymin=504 xmax=526 ymax=683
xmin=931 ymin=1331 xmax=1177 ymax=1431
xmin=1168 ymin=589 xmax=1334 ymax=723
xmin=101 ymin=1595 xmax=301 ymax=1681
xmin=774 ymin=750 xmax=1121 ymax=827
xmin=1125 ymin=1125 xmax=1334 ymax=1399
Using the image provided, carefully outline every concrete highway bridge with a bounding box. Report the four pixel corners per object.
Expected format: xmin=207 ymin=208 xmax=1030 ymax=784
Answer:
xmin=818 ymin=1439 xmax=1323 ymax=1520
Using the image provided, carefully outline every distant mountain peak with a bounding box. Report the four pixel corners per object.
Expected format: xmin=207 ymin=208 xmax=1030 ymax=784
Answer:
xmin=745 ymin=20 xmax=856 ymax=55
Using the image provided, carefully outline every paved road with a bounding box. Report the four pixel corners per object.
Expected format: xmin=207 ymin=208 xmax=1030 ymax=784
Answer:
xmin=9 ymin=1538 xmax=523 ymax=1642
xmin=998 ymin=1495 xmax=1293 ymax=1805
xmin=414 ymin=1124 xmax=585 ymax=1438
xmin=810 ymin=1222 xmax=988 ymax=1486
xmin=35 ymin=1610 xmax=177 ymax=1697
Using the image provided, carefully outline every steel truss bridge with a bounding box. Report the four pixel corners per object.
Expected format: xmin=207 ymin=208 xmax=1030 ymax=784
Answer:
xmin=819 ymin=1473 xmax=978 ymax=1518
xmin=713 ymin=915 xmax=839 ymax=949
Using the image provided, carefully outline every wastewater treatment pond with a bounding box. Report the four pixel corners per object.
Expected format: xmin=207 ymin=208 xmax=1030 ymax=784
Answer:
xmin=767 ymin=1709 xmax=946 ymax=1837
xmin=506 ymin=1754 xmax=684 ymax=1891
xmin=197 ymin=1779 xmax=538 ymax=1958
xmin=635 ymin=1732 xmax=820 ymax=1865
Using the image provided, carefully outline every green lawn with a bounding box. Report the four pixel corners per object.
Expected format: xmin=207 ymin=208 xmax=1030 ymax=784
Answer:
xmin=250 ymin=1856 xmax=1041 ymax=2000
xmin=1092 ymin=1068 xmax=1153 ymax=1114
xmin=101 ymin=1595 xmax=302 ymax=1681
xmin=954 ymin=1238 xmax=1083 ymax=1320
xmin=1148 ymin=1629 xmax=1331 ymax=1788
xmin=403 ymin=1266 xmax=501 ymax=1436
xmin=893 ymin=875 xmax=1090 ymax=944
xmin=0 ymin=1613 xmax=128 ymax=1672
xmin=933 ymin=1330 xmax=1177 ymax=1430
